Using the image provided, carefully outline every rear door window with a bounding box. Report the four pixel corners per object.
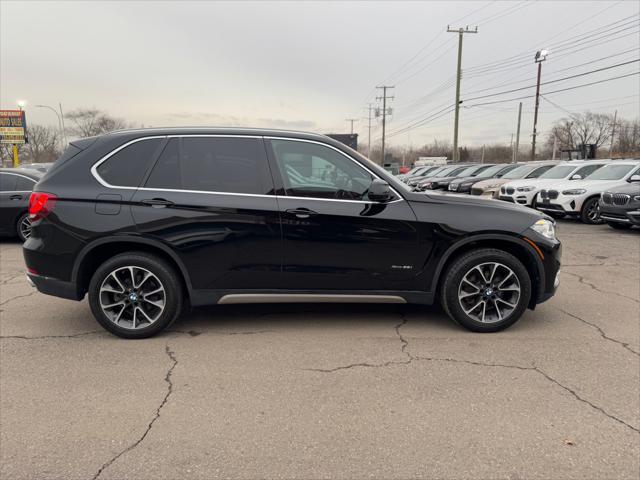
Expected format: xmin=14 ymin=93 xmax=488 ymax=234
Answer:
xmin=145 ymin=137 xmax=273 ymax=195
xmin=15 ymin=176 xmax=36 ymax=191
xmin=97 ymin=138 xmax=163 ymax=187
xmin=0 ymin=173 xmax=17 ymax=191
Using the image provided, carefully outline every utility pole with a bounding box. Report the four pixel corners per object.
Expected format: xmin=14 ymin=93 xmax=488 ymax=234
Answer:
xmin=365 ymin=103 xmax=374 ymax=158
xmin=447 ymin=25 xmax=477 ymax=162
xmin=531 ymin=49 xmax=548 ymax=161
xmin=345 ymin=118 xmax=359 ymax=134
xmin=376 ymin=85 xmax=394 ymax=165
xmin=609 ymin=109 xmax=618 ymax=158
xmin=513 ymin=102 xmax=522 ymax=163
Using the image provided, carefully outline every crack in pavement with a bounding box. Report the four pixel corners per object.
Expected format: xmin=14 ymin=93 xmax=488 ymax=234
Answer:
xmin=0 ymin=272 xmax=24 ymax=285
xmin=0 ymin=290 xmax=37 ymax=307
xmin=0 ymin=331 xmax=104 ymax=340
xmin=564 ymin=271 xmax=639 ymax=304
xmin=555 ymin=307 xmax=640 ymax=357
xmin=307 ymin=315 xmax=640 ymax=434
xmin=306 ymin=315 xmax=414 ymax=373
xmin=92 ymin=343 xmax=178 ymax=480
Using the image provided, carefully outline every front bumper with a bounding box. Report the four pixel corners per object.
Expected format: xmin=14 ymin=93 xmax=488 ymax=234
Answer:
xmin=499 ymin=190 xmax=536 ymax=206
xmin=536 ymin=194 xmax=584 ymax=215
xmin=599 ymin=205 xmax=640 ymax=225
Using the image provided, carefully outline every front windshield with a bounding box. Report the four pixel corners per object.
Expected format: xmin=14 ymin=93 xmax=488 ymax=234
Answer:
xmin=433 ymin=166 xmax=458 ymax=177
xmin=451 ymin=166 xmax=477 ymax=176
xmin=586 ymin=164 xmax=637 ymax=180
xmin=478 ymin=165 xmax=508 ymax=177
xmin=538 ymin=164 xmax=577 ymax=179
xmin=502 ymin=165 xmax=534 ymax=179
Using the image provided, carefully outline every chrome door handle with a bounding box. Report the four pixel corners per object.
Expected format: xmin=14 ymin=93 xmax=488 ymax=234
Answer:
xmin=285 ymin=208 xmax=318 ymax=219
xmin=141 ymin=198 xmax=174 ymax=208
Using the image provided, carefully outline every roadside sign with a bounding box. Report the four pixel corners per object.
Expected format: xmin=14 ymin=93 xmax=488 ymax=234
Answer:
xmin=0 ymin=110 xmax=27 ymax=144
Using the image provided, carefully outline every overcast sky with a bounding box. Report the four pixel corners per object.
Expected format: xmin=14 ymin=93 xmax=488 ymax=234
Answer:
xmin=1 ymin=0 xmax=638 ymax=149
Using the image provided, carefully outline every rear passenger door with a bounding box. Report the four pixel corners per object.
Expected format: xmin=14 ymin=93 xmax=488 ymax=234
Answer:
xmin=130 ymin=136 xmax=281 ymax=292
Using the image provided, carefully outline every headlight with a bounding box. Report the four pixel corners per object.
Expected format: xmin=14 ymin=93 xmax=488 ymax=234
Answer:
xmin=531 ymin=219 xmax=556 ymax=240
xmin=517 ymin=186 xmax=535 ymax=192
xmin=562 ymin=189 xmax=587 ymax=195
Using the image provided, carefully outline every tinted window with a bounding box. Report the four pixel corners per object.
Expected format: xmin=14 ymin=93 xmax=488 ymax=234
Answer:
xmin=270 ymin=139 xmax=373 ymax=200
xmin=146 ymin=137 xmax=271 ymax=195
xmin=0 ymin=173 xmax=17 ymax=192
xmin=526 ymin=165 xmax=553 ymax=178
xmin=97 ymin=138 xmax=163 ymax=187
xmin=575 ymin=164 xmax=605 ymax=178
xmin=15 ymin=176 xmax=36 ymax=191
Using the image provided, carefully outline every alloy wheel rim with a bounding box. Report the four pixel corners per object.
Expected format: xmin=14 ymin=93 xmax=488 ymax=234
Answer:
xmin=458 ymin=262 xmax=521 ymax=324
xmin=99 ymin=266 xmax=166 ymax=330
xmin=587 ymin=201 xmax=601 ymax=222
xmin=19 ymin=216 xmax=32 ymax=239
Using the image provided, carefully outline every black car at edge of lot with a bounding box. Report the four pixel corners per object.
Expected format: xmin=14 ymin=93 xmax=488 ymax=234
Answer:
xmin=0 ymin=168 xmax=42 ymax=241
xmin=599 ymin=180 xmax=640 ymax=230
xmin=24 ymin=128 xmax=562 ymax=338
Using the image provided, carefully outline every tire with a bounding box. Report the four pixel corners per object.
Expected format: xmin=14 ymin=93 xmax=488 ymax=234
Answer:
xmin=440 ymin=248 xmax=532 ymax=333
xmin=580 ymin=197 xmax=603 ymax=224
xmin=88 ymin=252 xmax=183 ymax=339
xmin=606 ymin=221 xmax=632 ymax=230
xmin=16 ymin=212 xmax=32 ymax=242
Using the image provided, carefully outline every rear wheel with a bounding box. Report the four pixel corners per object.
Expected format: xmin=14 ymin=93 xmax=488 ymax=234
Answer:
xmin=440 ymin=249 xmax=531 ymax=332
xmin=88 ymin=252 xmax=183 ymax=339
xmin=580 ymin=197 xmax=603 ymax=224
xmin=16 ymin=212 xmax=32 ymax=242
xmin=606 ymin=221 xmax=632 ymax=230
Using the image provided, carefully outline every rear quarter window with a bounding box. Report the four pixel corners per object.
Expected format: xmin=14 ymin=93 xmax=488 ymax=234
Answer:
xmin=96 ymin=138 xmax=163 ymax=187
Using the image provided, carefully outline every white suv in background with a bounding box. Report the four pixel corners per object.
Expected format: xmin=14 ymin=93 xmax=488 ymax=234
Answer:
xmin=536 ymin=160 xmax=640 ymax=224
xmin=499 ymin=160 xmax=609 ymax=207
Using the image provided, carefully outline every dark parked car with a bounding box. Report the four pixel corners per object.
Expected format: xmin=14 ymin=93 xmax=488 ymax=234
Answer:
xmin=24 ymin=128 xmax=561 ymax=338
xmin=411 ymin=164 xmax=470 ymax=190
xmin=0 ymin=168 xmax=42 ymax=241
xmin=448 ymin=164 xmax=521 ymax=194
xmin=599 ymin=180 xmax=640 ymax=229
xmin=416 ymin=164 xmax=494 ymax=191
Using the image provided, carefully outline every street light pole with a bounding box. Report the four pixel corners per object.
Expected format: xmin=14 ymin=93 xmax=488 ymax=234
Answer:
xmin=531 ymin=49 xmax=548 ymax=161
xmin=35 ymin=104 xmax=66 ymax=151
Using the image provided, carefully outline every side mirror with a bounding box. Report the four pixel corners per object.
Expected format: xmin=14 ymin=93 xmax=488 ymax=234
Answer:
xmin=368 ymin=179 xmax=393 ymax=202
xmin=629 ymin=174 xmax=640 ymax=182
xmin=570 ymin=174 xmax=582 ymax=180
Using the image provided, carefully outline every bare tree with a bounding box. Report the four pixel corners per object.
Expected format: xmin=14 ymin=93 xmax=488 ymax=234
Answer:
xmin=545 ymin=111 xmax=612 ymax=154
xmin=24 ymin=124 xmax=60 ymax=163
xmin=614 ymin=118 xmax=640 ymax=157
xmin=65 ymin=108 xmax=129 ymax=137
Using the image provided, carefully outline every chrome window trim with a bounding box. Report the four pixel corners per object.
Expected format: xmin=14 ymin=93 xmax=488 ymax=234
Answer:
xmin=0 ymin=172 xmax=37 ymax=193
xmin=91 ymin=136 xmax=167 ymax=190
xmin=91 ymin=134 xmax=405 ymax=204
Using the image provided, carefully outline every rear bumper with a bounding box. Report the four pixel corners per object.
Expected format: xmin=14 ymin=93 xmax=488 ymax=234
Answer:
xmin=26 ymin=272 xmax=84 ymax=301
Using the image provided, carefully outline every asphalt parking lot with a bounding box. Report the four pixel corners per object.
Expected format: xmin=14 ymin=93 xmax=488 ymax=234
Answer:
xmin=1 ymin=221 xmax=638 ymax=480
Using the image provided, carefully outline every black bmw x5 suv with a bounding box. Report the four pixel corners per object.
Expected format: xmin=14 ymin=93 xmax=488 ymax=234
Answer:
xmin=24 ymin=128 xmax=561 ymax=338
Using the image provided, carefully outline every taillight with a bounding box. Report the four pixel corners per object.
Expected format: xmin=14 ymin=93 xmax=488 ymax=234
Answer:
xmin=29 ymin=192 xmax=57 ymax=220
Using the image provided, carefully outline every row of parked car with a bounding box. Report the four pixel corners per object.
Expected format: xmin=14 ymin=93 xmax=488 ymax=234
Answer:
xmin=397 ymin=159 xmax=640 ymax=229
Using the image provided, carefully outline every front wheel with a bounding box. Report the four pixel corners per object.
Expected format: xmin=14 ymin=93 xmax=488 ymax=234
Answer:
xmin=440 ymin=249 xmax=532 ymax=332
xmin=88 ymin=252 xmax=184 ymax=339
xmin=580 ymin=197 xmax=603 ymax=224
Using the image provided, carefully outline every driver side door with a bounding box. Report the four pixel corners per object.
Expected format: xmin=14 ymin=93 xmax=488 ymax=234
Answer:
xmin=266 ymin=138 xmax=420 ymax=291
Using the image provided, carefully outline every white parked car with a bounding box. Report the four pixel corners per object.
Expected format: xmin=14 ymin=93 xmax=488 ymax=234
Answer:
xmin=536 ymin=160 xmax=640 ymax=224
xmin=499 ymin=160 xmax=609 ymax=207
